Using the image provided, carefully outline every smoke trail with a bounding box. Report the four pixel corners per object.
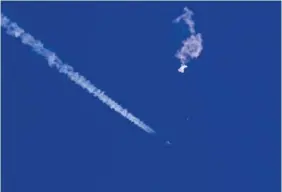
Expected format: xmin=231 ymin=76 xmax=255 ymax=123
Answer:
xmin=1 ymin=13 xmax=156 ymax=134
xmin=174 ymin=7 xmax=203 ymax=73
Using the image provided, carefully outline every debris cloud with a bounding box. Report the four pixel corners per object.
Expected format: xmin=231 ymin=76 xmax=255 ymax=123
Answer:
xmin=174 ymin=7 xmax=203 ymax=73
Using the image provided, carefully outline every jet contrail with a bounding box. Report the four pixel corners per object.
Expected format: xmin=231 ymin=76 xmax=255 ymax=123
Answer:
xmin=174 ymin=7 xmax=203 ymax=73
xmin=1 ymin=13 xmax=156 ymax=134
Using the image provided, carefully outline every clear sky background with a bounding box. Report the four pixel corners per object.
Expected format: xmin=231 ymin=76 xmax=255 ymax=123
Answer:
xmin=2 ymin=2 xmax=281 ymax=192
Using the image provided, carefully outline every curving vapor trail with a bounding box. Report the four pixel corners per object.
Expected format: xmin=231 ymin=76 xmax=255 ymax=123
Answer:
xmin=1 ymin=13 xmax=156 ymax=134
xmin=174 ymin=7 xmax=203 ymax=73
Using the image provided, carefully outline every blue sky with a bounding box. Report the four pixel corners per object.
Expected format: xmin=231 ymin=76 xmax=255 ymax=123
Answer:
xmin=2 ymin=2 xmax=281 ymax=192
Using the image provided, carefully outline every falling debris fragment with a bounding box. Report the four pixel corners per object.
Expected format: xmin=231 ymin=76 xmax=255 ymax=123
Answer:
xmin=166 ymin=141 xmax=172 ymax=145
xmin=174 ymin=7 xmax=203 ymax=73
xmin=178 ymin=64 xmax=187 ymax=73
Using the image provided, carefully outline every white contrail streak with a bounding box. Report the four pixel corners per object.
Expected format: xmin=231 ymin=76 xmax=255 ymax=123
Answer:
xmin=174 ymin=7 xmax=203 ymax=73
xmin=1 ymin=13 xmax=156 ymax=134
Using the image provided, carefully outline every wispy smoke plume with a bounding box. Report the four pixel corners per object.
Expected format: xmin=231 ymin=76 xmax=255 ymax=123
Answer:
xmin=1 ymin=13 xmax=156 ymax=134
xmin=174 ymin=7 xmax=203 ymax=73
